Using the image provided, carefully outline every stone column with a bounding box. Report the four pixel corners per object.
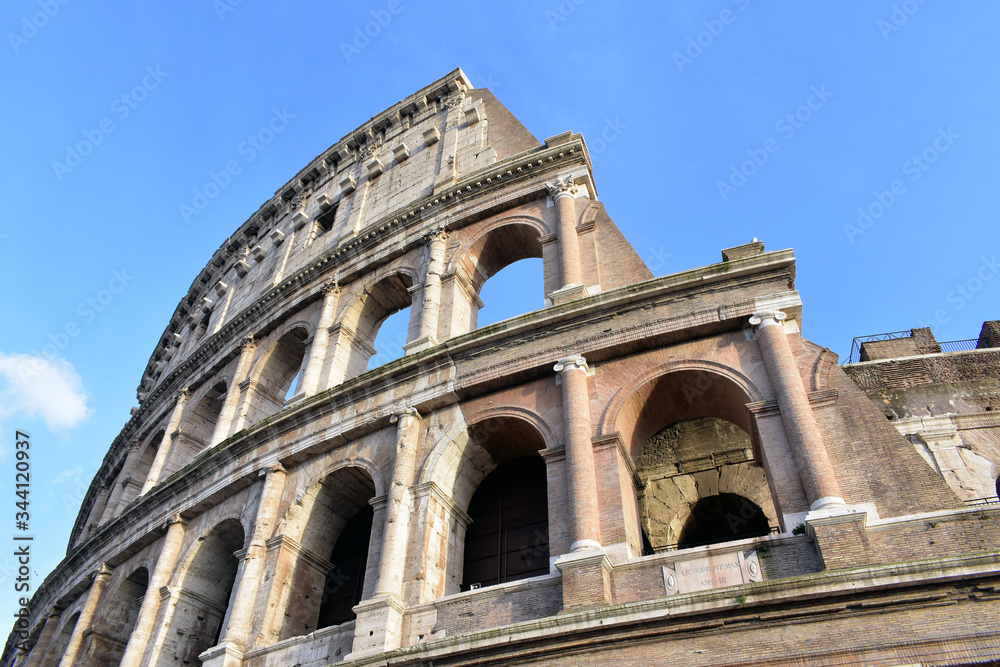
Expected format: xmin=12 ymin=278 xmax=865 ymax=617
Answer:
xmin=58 ymin=564 xmax=113 ymax=667
xmin=554 ymin=355 xmax=601 ymax=551
xmin=351 ymin=408 xmax=421 ymax=657
xmin=208 ymin=464 xmax=286 ymax=664
xmin=299 ymin=282 xmax=341 ymax=396
xmin=750 ymin=311 xmax=845 ymax=511
xmin=408 ymin=230 xmax=447 ymax=353
xmin=101 ymin=440 xmax=140 ymax=523
xmin=375 ymin=408 xmax=421 ymax=597
xmin=24 ymin=611 xmax=61 ymax=667
xmin=547 ymin=177 xmax=584 ymax=289
xmin=209 ymin=336 xmax=257 ymax=447
xmin=142 ymin=390 xmax=190 ymax=495
xmin=119 ymin=515 xmax=187 ymax=667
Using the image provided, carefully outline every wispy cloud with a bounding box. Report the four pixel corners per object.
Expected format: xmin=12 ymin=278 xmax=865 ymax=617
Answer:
xmin=0 ymin=352 xmax=91 ymax=431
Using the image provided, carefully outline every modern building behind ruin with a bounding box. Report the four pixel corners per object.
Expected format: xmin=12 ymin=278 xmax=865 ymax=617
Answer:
xmin=6 ymin=69 xmax=1000 ymax=667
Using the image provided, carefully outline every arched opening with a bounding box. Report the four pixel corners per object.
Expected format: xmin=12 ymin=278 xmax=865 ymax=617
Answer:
xmin=317 ymin=505 xmax=374 ymax=628
xmin=477 ymin=258 xmax=544 ymax=328
xmin=85 ymin=567 xmax=149 ymax=666
xmin=117 ymin=431 xmax=163 ymax=510
xmin=677 ymin=494 xmax=771 ymax=549
xmin=457 ymin=416 xmax=550 ymax=592
xmin=244 ymin=328 xmax=309 ymax=423
xmin=447 ymin=223 xmax=545 ymax=336
xmin=462 ymin=457 xmax=549 ymax=590
xmin=160 ymin=519 xmax=245 ymax=665
xmin=337 ymin=273 xmax=414 ymax=380
xmin=185 ymin=381 xmax=228 ymax=448
xmin=39 ymin=611 xmax=79 ymax=667
xmin=367 ymin=305 xmax=411 ymax=370
xmin=277 ymin=467 xmax=377 ymax=639
xmin=612 ymin=368 xmax=779 ymax=554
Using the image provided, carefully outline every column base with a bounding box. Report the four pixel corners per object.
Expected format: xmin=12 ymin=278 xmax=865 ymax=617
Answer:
xmin=198 ymin=641 xmax=245 ymax=667
xmin=554 ymin=548 xmax=613 ymax=611
xmin=548 ymin=284 xmax=590 ymax=306
xmin=403 ymin=335 xmax=439 ymax=355
xmin=806 ymin=505 xmax=874 ymax=570
xmin=347 ymin=595 xmax=406 ymax=659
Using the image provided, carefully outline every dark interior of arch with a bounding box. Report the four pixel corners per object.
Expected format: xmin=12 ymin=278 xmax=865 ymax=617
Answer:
xmin=250 ymin=328 xmax=309 ymax=420
xmin=463 ymin=224 xmax=543 ymax=294
xmin=462 ymin=456 xmax=549 ymax=591
xmin=677 ymin=493 xmax=770 ymax=549
xmin=88 ymin=568 xmax=149 ymax=666
xmin=317 ymin=505 xmax=374 ymax=629
xmin=168 ymin=519 xmax=244 ymax=666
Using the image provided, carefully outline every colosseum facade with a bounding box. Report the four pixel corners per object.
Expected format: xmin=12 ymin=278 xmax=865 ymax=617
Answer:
xmin=7 ymin=69 xmax=1000 ymax=667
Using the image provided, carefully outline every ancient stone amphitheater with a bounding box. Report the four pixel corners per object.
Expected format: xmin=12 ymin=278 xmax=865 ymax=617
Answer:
xmin=8 ymin=69 xmax=1000 ymax=667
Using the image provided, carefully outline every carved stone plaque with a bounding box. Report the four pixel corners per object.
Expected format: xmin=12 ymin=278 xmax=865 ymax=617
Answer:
xmin=662 ymin=550 xmax=762 ymax=596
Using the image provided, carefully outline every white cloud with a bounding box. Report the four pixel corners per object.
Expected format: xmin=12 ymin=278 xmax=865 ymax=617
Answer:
xmin=0 ymin=353 xmax=91 ymax=431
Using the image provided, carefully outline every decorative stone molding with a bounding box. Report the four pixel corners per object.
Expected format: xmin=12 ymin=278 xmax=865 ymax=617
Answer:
xmin=545 ymin=175 xmax=579 ymax=200
xmin=749 ymin=310 xmax=787 ymax=330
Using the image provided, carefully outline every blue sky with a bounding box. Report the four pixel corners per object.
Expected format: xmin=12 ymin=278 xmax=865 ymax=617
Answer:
xmin=1 ymin=1 xmax=999 ymax=632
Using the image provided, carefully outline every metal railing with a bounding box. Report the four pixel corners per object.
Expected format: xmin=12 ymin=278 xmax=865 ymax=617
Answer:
xmin=939 ymin=338 xmax=980 ymax=354
xmin=847 ymin=330 xmax=912 ymax=364
xmin=964 ymin=495 xmax=1000 ymax=508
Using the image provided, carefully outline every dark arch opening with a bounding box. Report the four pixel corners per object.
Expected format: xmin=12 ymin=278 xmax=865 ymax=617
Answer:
xmin=677 ymin=493 xmax=770 ymax=549
xmin=317 ymin=505 xmax=375 ymax=629
xmin=462 ymin=456 xmax=549 ymax=591
xmin=87 ymin=568 xmax=149 ymax=666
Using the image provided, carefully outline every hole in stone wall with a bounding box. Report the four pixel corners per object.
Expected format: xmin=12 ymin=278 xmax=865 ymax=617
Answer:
xmin=367 ymin=306 xmax=411 ymax=371
xmin=476 ymin=258 xmax=544 ymax=329
xmin=677 ymin=493 xmax=771 ymax=549
xmin=317 ymin=505 xmax=374 ymax=629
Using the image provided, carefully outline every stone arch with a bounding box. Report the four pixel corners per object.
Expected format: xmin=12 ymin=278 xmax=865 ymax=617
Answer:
xmin=163 ymin=379 xmax=228 ymax=479
xmin=419 ymin=406 xmax=556 ymax=510
xmin=600 ymin=361 xmax=779 ymax=552
xmin=38 ymin=611 xmax=79 ymax=667
xmin=114 ymin=429 xmax=164 ymax=513
xmin=420 ymin=410 xmax=551 ymax=595
xmin=242 ymin=325 xmax=311 ymax=423
xmin=86 ymin=566 xmax=149 ymax=666
xmin=271 ymin=465 xmax=379 ymax=640
xmin=333 ymin=270 xmax=418 ymax=380
xmin=441 ymin=217 xmax=550 ymax=337
xmin=160 ymin=517 xmax=246 ymax=666
xmin=600 ymin=359 xmax=766 ymax=459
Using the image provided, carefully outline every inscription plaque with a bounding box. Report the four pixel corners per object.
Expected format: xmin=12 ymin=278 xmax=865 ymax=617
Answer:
xmin=662 ymin=550 xmax=762 ymax=596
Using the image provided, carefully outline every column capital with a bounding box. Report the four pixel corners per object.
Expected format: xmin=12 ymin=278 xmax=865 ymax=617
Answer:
xmin=749 ymin=310 xmax=787 ymax=330
xmin=390 ymin=407 xmax=421 ymax=425
xmin=94 ymin=563 xmax=114 ymax=581
xmin=319 ymin=279 xmax=340 ymax=295
xmin=165 ymin=513 xmax=186 ymax=529
xmin=259 ymin=462 xmax=286 ymax=478
xmin=423 ymin=226 xmax=449 ymax=244
xmin=237 ymin=335 xmax=256 ymax=352
xmin=175 ymin=387 xmax=191 ymax=402
xmin=546 ymin=175 xmax=579 ymax=200
xmin=554 ymin=354 xmax=591 ymax=375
